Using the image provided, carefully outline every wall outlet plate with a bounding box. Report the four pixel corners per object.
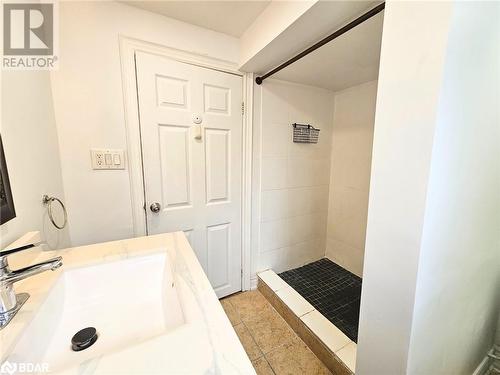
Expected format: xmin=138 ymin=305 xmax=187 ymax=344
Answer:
xmin=91 ymin=149 xmax=125 ymax=170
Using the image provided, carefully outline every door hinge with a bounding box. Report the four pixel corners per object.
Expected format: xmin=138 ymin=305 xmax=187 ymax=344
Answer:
xmin=241 ymin=102 xmax=245 ymax=115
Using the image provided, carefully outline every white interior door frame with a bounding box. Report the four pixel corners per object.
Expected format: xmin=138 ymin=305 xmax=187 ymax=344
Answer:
xmin=119 ymin=36 xmax=253 ymax=291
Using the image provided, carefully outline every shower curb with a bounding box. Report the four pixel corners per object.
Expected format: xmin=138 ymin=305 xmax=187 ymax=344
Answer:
xmin=257 ymin=270 xmax=355 ymax=375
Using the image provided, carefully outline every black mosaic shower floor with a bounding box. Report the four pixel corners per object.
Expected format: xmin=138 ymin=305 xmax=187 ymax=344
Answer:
xmin=279 ymin=258 xmax=362 ymax=342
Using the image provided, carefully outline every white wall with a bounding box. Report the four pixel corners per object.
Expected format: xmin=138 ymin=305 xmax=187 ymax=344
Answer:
xmin=50 ymin=1 xmax=239 ymax=246
xmin=407 ymin=2 xmax=500 ymax=373
xmin=357 ymin=1 xmax=500 ymax=373
xmin=252 ymin=79 xmax=334 ymax=276
xmin=356 ymin=2 xmax=453 ymax=373
xmin=326 ymin=80 xmax=377 ymax=277
xmin=1 ymin=70 xmax=70 ymax=250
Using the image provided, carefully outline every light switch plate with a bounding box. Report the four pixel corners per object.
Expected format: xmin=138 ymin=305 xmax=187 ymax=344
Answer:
xmin=91 ymin=149 xmax=125 ymax=170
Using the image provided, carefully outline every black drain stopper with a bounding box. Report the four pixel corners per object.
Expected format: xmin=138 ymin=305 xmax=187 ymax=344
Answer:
xmin=71 ymin=327 xmax=98 ymax=352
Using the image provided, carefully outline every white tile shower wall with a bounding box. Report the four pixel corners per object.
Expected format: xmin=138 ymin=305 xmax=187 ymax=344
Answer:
xmin=326 ymin=81 xmax=378 ymax=277
xmin=254 ymin=79 xmax=335 ymax=274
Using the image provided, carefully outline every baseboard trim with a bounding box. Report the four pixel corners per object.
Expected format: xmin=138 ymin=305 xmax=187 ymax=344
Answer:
xmin=250 ymin=275 xmax=258 ymax=290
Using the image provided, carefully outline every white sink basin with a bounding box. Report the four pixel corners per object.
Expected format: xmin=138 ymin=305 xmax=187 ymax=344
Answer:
xmin=1 ymin=233 xmax=254 ymax=374
xmin=6 ymin=252 xmax=185 ymax=373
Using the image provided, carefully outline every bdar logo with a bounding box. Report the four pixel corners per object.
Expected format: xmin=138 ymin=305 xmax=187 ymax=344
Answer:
xmin=0 ymin=361 xmax=16 ymax=375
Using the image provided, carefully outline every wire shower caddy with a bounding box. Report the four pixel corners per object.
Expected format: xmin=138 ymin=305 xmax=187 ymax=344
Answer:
xmin=292 ymin=123 xmax=320 ymax=144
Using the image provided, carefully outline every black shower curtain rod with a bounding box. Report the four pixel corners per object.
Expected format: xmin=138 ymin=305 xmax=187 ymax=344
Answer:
xmin=255 ymin=2 xmax=386 ymax=85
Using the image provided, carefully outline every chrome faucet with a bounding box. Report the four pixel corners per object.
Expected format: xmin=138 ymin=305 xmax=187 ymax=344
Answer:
xmin=0 ymin=243 xmax=62 ymax=329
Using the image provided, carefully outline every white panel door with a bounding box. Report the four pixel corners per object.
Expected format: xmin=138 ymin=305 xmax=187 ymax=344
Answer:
xmin=135 ymin=51 xmax=242 ymax=297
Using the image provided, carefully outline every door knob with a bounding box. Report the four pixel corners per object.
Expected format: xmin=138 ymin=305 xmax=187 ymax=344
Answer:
xmin=150 ymin=202 xmax=161 ymax=213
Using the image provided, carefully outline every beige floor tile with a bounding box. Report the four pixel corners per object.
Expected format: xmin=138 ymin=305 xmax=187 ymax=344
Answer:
xmin=234 ymin=323 xmax=263 ymax=361
xmin=228 ymin=290 xmax=275 ymax=322
xmin=220 ymin=298 xmax=241 ymax=326
xmin=229 ymin=291 xmax=330 ymax=375
xmin=244 ymin=309 xmax=297 ymax=354
xmin=252 ymin=356 xmax=275 ymax=375
xmin=265 ymin=337 xmax=331 ymax=375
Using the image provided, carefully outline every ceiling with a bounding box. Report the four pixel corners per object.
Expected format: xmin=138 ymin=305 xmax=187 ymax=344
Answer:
xmin=123 ymin=1 xmax=270 ymax=37
xmin=122 ymin=0 xmax=383 ymax=91
xmin=272 ymin=10 xmax=384 ymax=92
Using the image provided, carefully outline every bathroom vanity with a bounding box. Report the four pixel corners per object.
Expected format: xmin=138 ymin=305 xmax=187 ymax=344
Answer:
xmin=0 ymin=232 xmax=254 ymax=374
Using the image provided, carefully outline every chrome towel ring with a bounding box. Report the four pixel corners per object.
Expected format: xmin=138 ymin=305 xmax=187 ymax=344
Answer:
xmin=42 ymin=195 xmax=68 ymax=230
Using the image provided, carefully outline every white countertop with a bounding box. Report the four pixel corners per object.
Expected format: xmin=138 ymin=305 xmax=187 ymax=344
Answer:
xmin=0 ymin=232 xmax=255 ymax=374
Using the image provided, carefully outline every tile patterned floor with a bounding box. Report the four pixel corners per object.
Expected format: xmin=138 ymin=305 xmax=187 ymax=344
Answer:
xmin=279 ymin=258 xmax=362 ymax=342
xmin=221 ymin=290 xmax=331 ymax=375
